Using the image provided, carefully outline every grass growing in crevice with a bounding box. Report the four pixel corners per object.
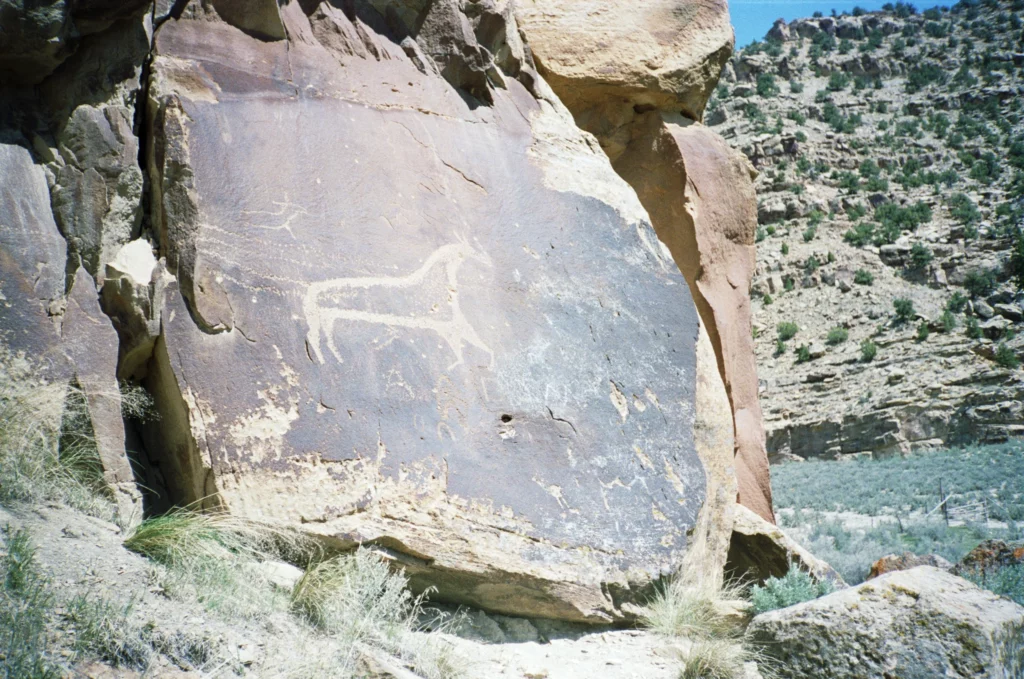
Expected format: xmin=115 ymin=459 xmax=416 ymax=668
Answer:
xmin=125 ymin=508 xmax=311 ymax=620
xmin=641 ymin=575 xmax=746 ymax=640
xmin=0 ymin=351 xmax=115 ymax=521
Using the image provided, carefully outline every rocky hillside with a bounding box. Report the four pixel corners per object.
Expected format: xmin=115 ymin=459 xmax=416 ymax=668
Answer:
xmin=711 ymin=0 xmax=1024 ymax=461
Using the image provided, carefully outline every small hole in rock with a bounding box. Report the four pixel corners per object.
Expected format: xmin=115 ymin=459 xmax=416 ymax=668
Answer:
xmin=500 ymin=414 xmax=513 ymax=423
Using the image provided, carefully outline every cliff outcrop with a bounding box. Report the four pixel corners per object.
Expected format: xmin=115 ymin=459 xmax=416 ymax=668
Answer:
xmin=0 ymin=0 xmax=767 ymax=625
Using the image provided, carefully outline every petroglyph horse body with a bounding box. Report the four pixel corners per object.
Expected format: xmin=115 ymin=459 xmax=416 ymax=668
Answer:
xmin=303 ymin=241 xmax=494 ymax=369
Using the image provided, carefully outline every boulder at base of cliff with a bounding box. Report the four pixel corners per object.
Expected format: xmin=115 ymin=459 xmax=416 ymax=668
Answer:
xmin=749 ymin=566 xmax=1024 ymax=679
xmin=726 ymin=504 xmax=844 ymax=586
xmin=139 ymin=0 xmax=716 ymax=624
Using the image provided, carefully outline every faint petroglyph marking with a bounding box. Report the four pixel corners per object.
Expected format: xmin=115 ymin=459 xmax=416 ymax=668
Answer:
xmin=304 ymin=240 xmax=494 ymax=370
xmin=240 ymin=193 xmax=310 ymax=240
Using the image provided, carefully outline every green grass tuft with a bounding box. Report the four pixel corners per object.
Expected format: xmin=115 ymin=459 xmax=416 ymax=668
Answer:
xmin=0 ymin=526 xmax=61 ymax=679
xmin=125 ymin=508 xmax=312 ymax=619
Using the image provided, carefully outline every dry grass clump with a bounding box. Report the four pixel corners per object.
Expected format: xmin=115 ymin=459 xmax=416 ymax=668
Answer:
xmin=0 ymin=352 xmax=114 ymax=520
xmin=125 ymin=507 xmax=313 ymax=620
xmin=642 ymin=571 xmax=771 ymax=679
xmin=288 ymin=549 xmax=464 ymax=679
xmin=65 ymin=593 xmax=219 ymax=674
xmin=680 ymin=639 xmax=749 ymax=679
xmin=642 ymin=575 xmax=746 ymax=640
xmin=125 ymin=510 xmax=463 ymax=676
xmin=1 ymin=524 xmax=220 ymax=678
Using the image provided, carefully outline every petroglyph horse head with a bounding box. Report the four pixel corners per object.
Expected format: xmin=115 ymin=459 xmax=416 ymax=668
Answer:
xmin=303 ymin=239 xmax=494 ymax=370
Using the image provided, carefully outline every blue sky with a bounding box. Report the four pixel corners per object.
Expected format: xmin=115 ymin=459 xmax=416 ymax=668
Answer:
xmin=730 ymin=0 xmax=944 ymax=46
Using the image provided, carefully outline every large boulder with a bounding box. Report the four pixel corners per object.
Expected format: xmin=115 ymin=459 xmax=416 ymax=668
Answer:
xmin=953 ymin=540 xmax=1024 ymax=577
xmin=611 ymin=116 xmax=774 ymax=522
xmin=868 ymin=552 xmax=952 ymax=579
xmin=515 ymin=0 xmax=734 ymax=122
xmin=136 ymin=0 xmax=721 ymax=622
xmin=749 ymin=566 xmax=1024 ymax=679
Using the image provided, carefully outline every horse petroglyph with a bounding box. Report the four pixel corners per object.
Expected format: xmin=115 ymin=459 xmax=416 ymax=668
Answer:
xmin=303 ymin=240 xmax=494 ymax=370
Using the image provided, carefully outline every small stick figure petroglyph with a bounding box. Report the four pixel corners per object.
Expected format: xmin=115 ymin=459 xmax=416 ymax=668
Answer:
xmin=241 ymin=194 xmax=309 ymax=240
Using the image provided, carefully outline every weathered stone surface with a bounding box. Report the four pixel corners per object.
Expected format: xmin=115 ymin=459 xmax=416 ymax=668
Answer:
xmin=516 ymin=0 xmax=734 ymax=122
xmin=515 ymin=10 xmax=773 ymax=523
xmin=0 ymin=0 xmax=149 ymax=85
xmin=50 ymin=104 xmax=144 ymax=280
xmin=0 ymin=142 xmax=67 ymax=364
xmin=144 ymin=2 xmax=710 ymax=622
xmin=100 ymin=239 xmax=166 ymax=381
xmin=726 ymin=504 xmax=843 ymax=586
xmin=867 ymin=552 xmax=952 ymax=579
xmin=682 ymin=320 xmax=738 ymax=589
xmin=749 ymin=567 xmax=1024 ymax=679
xmin=0 ymin=140 xmax=140 ymax=520
xmin=611 ymin=116 xmax=774 ymax=522
xmin=63 ymin=267 xmax=142 ymax=520
xmin=37 ymin=11 xmax=151 ymax=282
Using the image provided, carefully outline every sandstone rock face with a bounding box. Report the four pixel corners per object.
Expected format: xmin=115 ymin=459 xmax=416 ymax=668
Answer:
xmin=749 ymin=567 xmax=1024 ymax=679
xmin=515 ymin=0 xmax=734 ymax=122
xmin=0 ymin=0 xmax=149 ymax=85
xmin=613 ymin=116 xmax=772 ymax=523
xmin=686 ymin=321 xmax=738 ymax=588
xmin=140 ymin=1 xmax=710 ymax=622
xmin=517 ymin=2 xmax=775 ymax=524
xmin=0 ymin=142 xmax=141 ymax=519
